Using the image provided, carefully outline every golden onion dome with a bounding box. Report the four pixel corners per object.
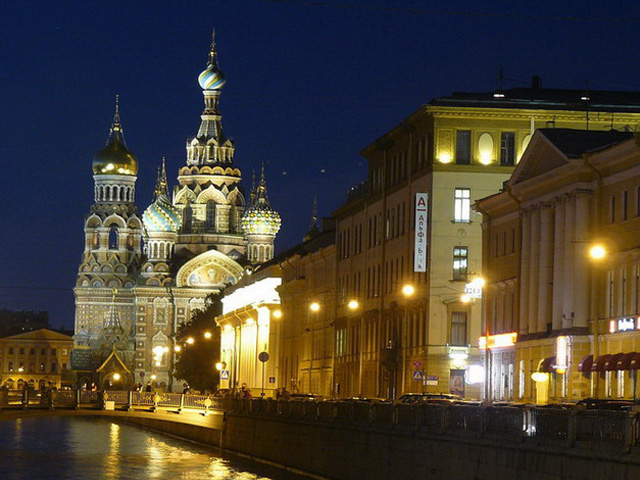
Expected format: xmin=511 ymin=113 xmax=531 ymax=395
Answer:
xmin=92 ymin=130 xmax=138 ymax=176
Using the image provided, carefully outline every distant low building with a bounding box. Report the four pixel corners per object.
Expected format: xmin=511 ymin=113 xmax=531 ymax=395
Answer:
xmin=0 ymin=329 xmax=74 ymax=390
xmin=0 ymin=309 xmax=49 ymax=338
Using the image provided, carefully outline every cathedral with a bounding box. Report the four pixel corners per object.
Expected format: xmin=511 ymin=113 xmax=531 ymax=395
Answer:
xmin=73 ymin=34 xmax=281 ymax=391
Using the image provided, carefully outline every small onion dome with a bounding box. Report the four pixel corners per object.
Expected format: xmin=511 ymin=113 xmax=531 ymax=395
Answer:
xmin=142 ymin=194 xmax=181 ymax=233
xmin=242 ymin=204 xmax=282 ymax=236
xmin=93 ymin=130 xmax=138 ymax=176
xmin=198 ymin=64 xmax=226 ymax=91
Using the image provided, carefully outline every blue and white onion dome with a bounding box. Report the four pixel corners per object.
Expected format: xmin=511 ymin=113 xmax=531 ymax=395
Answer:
xmin=143 ymin=194 xmax=181 ymax=233
xmin=242 ymin=204 xmax=281 ymax=236
xmin=198 ymin=30 xmax=226 ymax=91
xmin=199 ymin=63 xmax=226 ymax=91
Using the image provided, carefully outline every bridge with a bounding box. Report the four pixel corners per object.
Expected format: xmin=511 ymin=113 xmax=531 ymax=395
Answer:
xmin=3 ymin=392 xmax=640 ymax=480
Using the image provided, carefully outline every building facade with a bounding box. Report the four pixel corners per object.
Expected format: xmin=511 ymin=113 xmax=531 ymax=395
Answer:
xmin=73 ymin=34 xmax=279 ymax=391
xmin=215 ymin=218 xmax=335 ymax=397
xmin=0 ymin=329 xmax=74 ymax=390
xmin=333 ymin=84 xmax=640 ymax=399
xmin=477 ymin=128 xmax=640 ymax=403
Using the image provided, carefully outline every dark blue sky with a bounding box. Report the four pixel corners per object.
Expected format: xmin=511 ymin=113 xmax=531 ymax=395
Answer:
xmin=2 ymin=0 xmax=640 ymax=328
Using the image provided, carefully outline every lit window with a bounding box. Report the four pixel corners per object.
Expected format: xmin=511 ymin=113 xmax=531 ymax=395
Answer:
xmin=453 ymin=246 xmax=469 ymax=281
xmin=454 ymin=188 xmax=471 ymax=223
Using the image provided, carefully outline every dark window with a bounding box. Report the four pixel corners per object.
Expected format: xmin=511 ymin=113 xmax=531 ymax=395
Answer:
xmin=206 ymin=201 xmax=216 ymax=231
xmin=51 ymin=363 xmax=57 ymax=373
xmin=19 ymin=348 xmax=24 ymax=355
xmin=8 ymin=348 xmax=13 ymax=355
xmin=41 ymin=349 xmax=46 ymax=355
xmin=29 ymin=348 xmax=35 ymax=355
xmin=500 ymin=132 xmax=516 ymax=166
xmin=623 ymin=191 xmax=628 ymax=221
xmin=51 ymin=349 xmax=56 ymax=356
xmin=610 ymin=196 xmax=616 ymax=223
xmin=451 ymin=312 xmax=468 ymax=346
xmin=453 ymin=247 xmax=469 ymax=281
xmin=109 ymin=225 xmax=118 ymax=249
xmin=456 ymin=130 xmax=471 ymax=165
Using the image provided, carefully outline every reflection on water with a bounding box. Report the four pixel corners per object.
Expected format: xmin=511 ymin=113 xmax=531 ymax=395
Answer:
xmin=0 ymin=416 xmax=310 ymax=480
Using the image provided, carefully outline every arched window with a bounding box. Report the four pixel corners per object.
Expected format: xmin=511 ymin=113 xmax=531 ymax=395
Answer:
xmin=109 ymin=226 xmax=119 ymax=250
xmin=206 ymin=201 xmax=216 ymax=232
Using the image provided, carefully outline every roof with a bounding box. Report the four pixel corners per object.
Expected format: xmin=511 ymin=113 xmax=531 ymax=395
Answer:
xmin=537 ymin=128 xmax=634 ymax=158
xmin=429 ymin=87 xmax=640 ymax=113
xmin=1 ymin=328 xmax=73 ymax=342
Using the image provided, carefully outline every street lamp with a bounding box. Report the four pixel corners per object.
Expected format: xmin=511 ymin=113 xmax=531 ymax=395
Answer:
xmin=400 ymin=284 xmax=415 ymax=396
xmin=308 ymin=302 xmax=321 ymax=393
xmin=204 ymin=331 xmax=212 ymax=339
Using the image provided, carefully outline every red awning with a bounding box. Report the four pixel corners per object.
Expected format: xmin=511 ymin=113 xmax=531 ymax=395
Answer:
xmin=616 ymin=352 xmax=637 ymax=370
xmin=630 ymin=353 xmax=640 ymax=370
xmin=578 ymin=355 xmax=594 ymax=372
xmin=592 ymin=354 xmax=611 ymax=372
xmin=605 ymin=353 xmax=624 ymax=371
xmin=539 ymin=356 xmax=556 ymax=373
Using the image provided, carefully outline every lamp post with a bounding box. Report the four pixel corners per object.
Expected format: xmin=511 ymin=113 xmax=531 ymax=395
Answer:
xmin=588 ymin=243 xmax=607 ymax=399
xmin=400 ymin=285 xmax=415 ymax=396
xmin=309 ymin=302 xmax=320 ymax=394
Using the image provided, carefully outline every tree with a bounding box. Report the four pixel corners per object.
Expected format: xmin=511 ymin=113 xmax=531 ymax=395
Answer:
xmin=173 ymin=294 xmax=222 ymax=393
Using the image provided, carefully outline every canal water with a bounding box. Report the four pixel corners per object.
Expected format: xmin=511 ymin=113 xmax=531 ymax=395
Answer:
xmin=0 ymin=416 xmax=313 ymax=480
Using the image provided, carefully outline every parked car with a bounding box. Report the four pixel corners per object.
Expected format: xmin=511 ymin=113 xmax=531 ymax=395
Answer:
xmin=575 ymin=398 xmax=634 ymax=410
xmin=397 ymin=393 xmax=463 ymax=404
xmin=289 ymin=393 xmax=323 ymax=401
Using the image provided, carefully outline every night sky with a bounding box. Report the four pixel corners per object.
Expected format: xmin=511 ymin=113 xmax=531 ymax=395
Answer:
xmin=3 ymin=1 xmax=640 ymax=329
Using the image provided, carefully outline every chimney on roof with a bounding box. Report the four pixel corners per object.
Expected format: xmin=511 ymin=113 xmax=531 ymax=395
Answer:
xmin=531 ymin=76 xmax=541 ymax=89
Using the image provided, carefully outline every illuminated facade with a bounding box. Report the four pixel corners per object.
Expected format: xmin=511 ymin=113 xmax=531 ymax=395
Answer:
xmin=334 ymin=83 xmax=640 ymax=399
xmin=477 ymin=129 xmax=640 ymax=403
xmin=74 ymin=33 xmax=279 ymax=391
xmin=0 ymin=329 xmax=73 ymax=390
xmin=215 ymin=219 xmax=335 ymax=396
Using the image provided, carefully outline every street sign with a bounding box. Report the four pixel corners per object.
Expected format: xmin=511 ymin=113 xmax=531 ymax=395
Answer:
xmin=258 ymin=351 xmax=270 ymax=363
xmin=424 ymin=375 xmax=438 ymax=386
xmin=412 ymin=370 xmax=423 ymax=381
xmin=268 ymin=377 xmax=275 ymax=384
xmin=220 ymin=370 xmax=229 ymax=380
xmin=413 ymin=360 xmax=423 ymax=369
xmin=139 ymin=372 xmax=145 ymax=378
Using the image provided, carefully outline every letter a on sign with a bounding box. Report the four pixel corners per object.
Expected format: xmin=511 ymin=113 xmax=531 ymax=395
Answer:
xmin=414 ymin=193 xmax=428 ymax=272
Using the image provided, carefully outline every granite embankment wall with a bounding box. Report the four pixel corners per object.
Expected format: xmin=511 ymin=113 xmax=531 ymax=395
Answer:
xmin=220 ymin=405 xmax=640 ymax=480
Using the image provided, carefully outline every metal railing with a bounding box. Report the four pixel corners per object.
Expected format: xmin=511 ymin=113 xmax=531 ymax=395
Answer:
xmin=225 ymin=398 xmax=640 ymax=455
xmin=0 ymin=389 xmax=223 ymax=415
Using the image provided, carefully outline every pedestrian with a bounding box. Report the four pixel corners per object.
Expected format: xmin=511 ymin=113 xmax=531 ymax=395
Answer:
xmin=182 ymin=383 xmax=190 ymax=394
xmin=145 ymin=381 xmax=152 ymax=392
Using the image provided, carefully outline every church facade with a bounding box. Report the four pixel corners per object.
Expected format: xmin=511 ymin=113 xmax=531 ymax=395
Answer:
xmin=73 ymin=34 xmax=280 ymax=391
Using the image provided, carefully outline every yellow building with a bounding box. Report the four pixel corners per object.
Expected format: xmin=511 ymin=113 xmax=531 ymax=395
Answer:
xmin=334 ymin=84 xmax=640 ymax=399
xmin=0 ymin=329 xmax=74 ymax=390
xmin=215 ymin=219 xmax=336 ymax=397
xmin=477 ymin=128 xmax=640 ymax=403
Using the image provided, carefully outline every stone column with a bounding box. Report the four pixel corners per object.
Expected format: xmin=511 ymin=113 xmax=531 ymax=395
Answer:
xmin=563 ymin=195 xmax=576 ymax=329
xmin=519 ymin=209 xmax=531 ymax=335
xmin=551 ymin=197 xmax=565 ymax=332
xmin=573 ymin=192 xmax=591 ymax=329
xmin=528 ymin=207 xmax=540 ymax=334
xmin=538 ymin=205 xmax=554 ymax=333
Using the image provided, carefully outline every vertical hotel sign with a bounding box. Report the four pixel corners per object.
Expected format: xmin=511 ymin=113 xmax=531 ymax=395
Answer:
xmin=414 ymin=193 xmax=428 ymax=272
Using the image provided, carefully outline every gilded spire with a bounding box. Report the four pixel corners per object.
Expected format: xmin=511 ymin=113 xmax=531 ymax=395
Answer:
xmin=256 ymin=161 xmax=270 ymax=206
xmin=153 ymin=157 xmax=169 ymax=199
xmin=109 ymin=94 xmax=126 ymax=145
xmin=250 ymin=170 xmax=257 ymax=205
xmin=208 ymin=29 xmax=217 ymax=67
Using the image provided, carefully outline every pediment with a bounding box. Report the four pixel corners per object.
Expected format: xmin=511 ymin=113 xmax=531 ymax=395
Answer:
xmin=508 ymin=131 xmax=569 ymax=187
xmin=176 ymin=249 xmax=243 ymax=288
